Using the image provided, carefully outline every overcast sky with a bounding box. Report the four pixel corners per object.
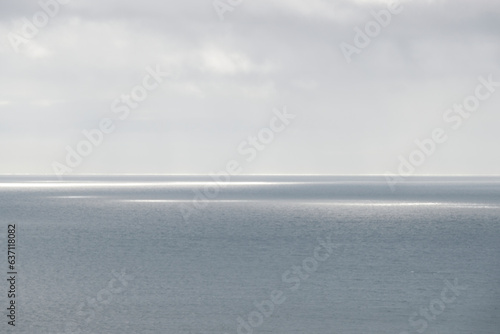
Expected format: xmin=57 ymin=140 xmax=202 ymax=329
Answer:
xmin=1 ymin=0 xmax=499 ymax=175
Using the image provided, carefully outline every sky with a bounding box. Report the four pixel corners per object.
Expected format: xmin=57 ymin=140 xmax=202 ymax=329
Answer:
xmin=0 ymin=0 xmax=499 ymax=175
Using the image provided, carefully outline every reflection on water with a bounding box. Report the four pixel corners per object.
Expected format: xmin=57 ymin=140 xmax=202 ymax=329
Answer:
xmin=0 ymin=176 xmax=498 ymax=333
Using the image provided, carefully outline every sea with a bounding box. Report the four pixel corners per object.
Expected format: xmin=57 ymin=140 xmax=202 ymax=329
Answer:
xmin=0 ymin=175 xmax=498 ymax=333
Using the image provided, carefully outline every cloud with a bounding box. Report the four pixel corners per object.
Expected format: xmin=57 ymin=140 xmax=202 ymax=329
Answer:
xmin=0 ymin=0 xmax=499 ymax=174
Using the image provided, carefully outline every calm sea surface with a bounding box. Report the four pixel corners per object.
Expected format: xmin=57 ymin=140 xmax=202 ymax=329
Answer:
xmin=0 ymin=176 xmax=499 ymax=333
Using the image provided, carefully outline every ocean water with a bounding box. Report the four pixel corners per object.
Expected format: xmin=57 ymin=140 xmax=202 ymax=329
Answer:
xmin=0 ymin=175 xmax=499 ymax=333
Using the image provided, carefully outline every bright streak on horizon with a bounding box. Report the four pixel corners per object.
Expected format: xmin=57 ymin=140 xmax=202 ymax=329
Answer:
xmin=0 ymin=182 xmax=289 ymax=188
xmin=307 ymin=202 xmax=500 ymax=209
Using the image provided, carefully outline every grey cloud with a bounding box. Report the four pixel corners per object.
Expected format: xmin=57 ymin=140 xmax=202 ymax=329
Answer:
xmin=0 ymin=0 xmax=499 ymax=174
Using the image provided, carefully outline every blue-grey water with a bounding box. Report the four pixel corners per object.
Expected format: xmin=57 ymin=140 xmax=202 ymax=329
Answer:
xmin=0 ymin=175 xmax=499 ymax=333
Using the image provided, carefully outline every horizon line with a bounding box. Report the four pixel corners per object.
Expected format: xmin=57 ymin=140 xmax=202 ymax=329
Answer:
xmin=0 ymin=173 xmax=499 ymax=177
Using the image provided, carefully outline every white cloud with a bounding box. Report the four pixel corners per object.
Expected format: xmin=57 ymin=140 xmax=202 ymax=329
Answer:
xmin=0 ymin=0 xmax=499 ymax=174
